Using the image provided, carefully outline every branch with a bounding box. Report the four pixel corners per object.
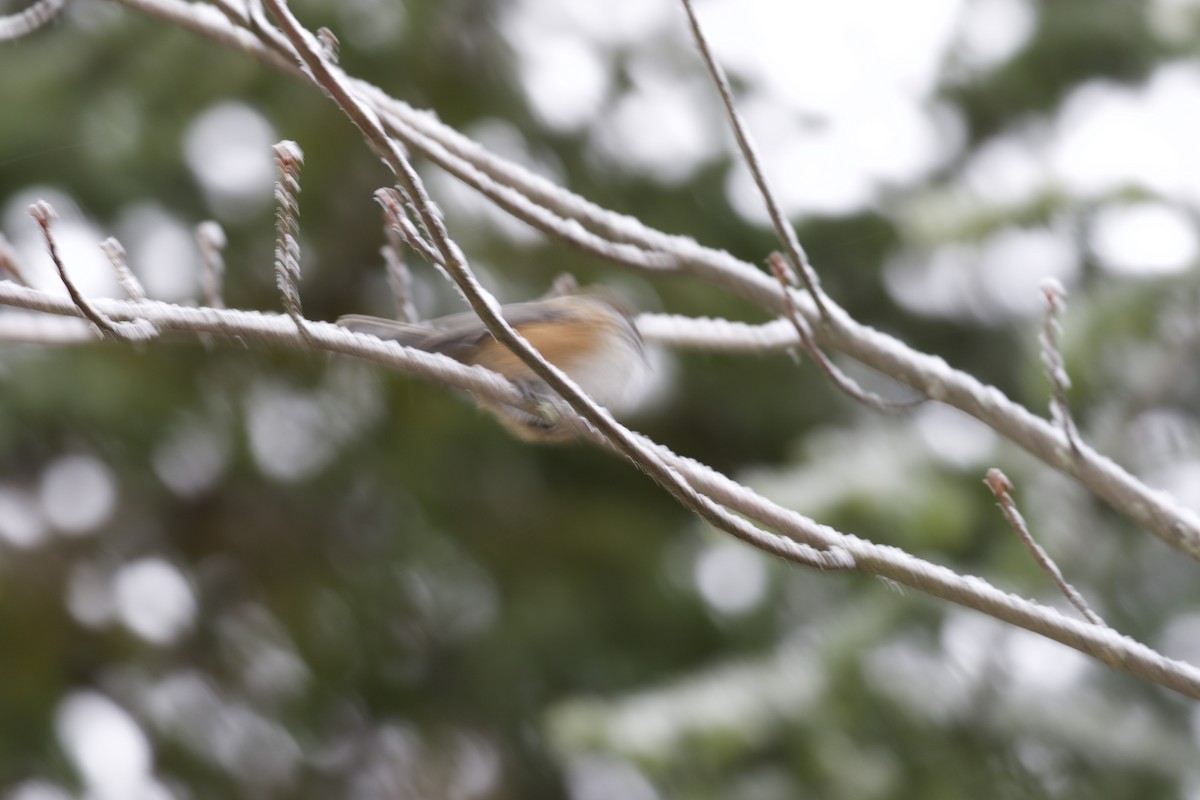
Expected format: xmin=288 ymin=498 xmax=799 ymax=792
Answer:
xmin=196 ymin=221 xmax=227 ymax=309
xmin=4 ymin=273 xmax=1200 ymax=696
xmin=0 ymin=0 xmax=68 ymax=41
xmin=16 ymin=0 xmax=1200 ymax=697
xmin=356 ymin=65 xmax=1200 ymax=561
xmin=2 ymin=277 xmax=1198 ymax=696
xmin=258 ymin=0 xmax=853 ymax=573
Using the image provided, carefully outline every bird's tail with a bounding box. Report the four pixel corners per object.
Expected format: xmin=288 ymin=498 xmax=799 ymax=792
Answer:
xmin=336 ymin=315 xmax=441 ymax=350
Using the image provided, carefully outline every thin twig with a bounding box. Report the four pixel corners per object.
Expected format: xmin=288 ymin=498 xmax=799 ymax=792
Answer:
xmin=678 ymin=0 xmax=826 ymax=317
xmin=272 ymin=140 xmax=307 ymax=333
xmin=770 ymin=253 xmax=922 ymax=413
xmin=261 ymin=0 xmax=853 ymax=573
xmin=382 ymin=243 xmax=418 ymax=324
xmin=1040 ymin=278 xmax=1080 ymax=453
xmin=984 ymin=468 xmax=1106 ymax=627
xmin=99 ymin=237 xmax=147 ymax=301
xmin=196 ymin=221 xmax=227 ymax=309
xmin=0 ymin=233 xmax=31 ymax=287
xmin=0 ymin=0 xmax=69 ymax=41
xmin=29 ymin=201 xmax=157 ymax=342
xmin=373 ymin=187 xmax=449 ymax=280
xmin=374 ymin=187 xmax=422 ymax=321
xmin=245 ymin=0 xmax=301 ymax=63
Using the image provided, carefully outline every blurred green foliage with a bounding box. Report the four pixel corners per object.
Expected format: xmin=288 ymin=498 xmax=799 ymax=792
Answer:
xmin=1 ymin=1 xmax=1199 ymax=798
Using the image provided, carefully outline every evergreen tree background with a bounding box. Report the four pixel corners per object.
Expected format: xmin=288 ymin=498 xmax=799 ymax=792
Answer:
xmin=1 ymin=0 xmax=1199 ymax=797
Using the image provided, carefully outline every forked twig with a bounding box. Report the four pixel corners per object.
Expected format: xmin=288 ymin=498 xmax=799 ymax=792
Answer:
xmin=29 ymin=202 xmax=157 ymax=342
xmin=99 ymin=237 xmax=147 ymax=301
xmin=373 ymin=187 xmax=446 ymax=273
xmin=381 ymin=230 xmax=419 ymax=324
xmin=0 ymin=233 xmax=31 ymax=287
xmin=984 ymin=468 xmax=1106 ymax=627
xmin=770 ymin=253 xmax=922 ymax=413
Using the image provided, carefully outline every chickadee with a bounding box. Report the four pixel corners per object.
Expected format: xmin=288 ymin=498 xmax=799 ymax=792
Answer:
xmin=337 ymin=289 xmax=647 ymax=441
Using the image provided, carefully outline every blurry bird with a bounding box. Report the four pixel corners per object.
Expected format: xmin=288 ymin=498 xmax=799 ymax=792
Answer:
xmin=337 ymin=287 xmax=647 ymax=441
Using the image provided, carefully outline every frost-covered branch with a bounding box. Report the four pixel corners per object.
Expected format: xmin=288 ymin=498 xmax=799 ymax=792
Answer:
xmin=2 ymin=275 xmax=1198 ymax=698
xmin=3 ymin=0 xmax=1200 ymax=697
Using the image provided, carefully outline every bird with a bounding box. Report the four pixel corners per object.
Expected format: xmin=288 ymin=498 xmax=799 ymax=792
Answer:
xmin=337 ymin=287 xmax=648 ymax=441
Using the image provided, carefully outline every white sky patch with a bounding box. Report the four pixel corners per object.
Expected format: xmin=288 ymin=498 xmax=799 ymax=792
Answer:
xmin=1089 ymin=202 xmax=1198 ymax=276
xmin=566 ymin=755 xmax=660 ymax=800
xmin=727 ymin=128 xmax=876 ymax=218
xmin=693 ymin=539 xmax=768 ymax=617
xmin=67 ymin=562 xmax=116 ymax=628
xmin=953 ymin=0 xmax=1037 ymax=72
xmin=546 ymin=0 xmax=674 ymax=48
xmin=590 ymin=69 xmax=723 ymax=185
xmin=183 ymin=102 xmax=277 ymax=220
xmin=245 ymin=364 xmax=383 ymax=483
xmin=914 ymin=404 xmax=997 ymax=468
xmin=1158 ymin=612 xmax=1200 ymax=665
xmin=0 ymin=485 xmax=48 ymax=549
xmin=245 ymin=381 xmax=340 ymax=482
xmin=863 ymin=637 xmax=976 ymax=722
xmin=885 ymin=226 xmax=1079 ymax=321
xmin=1003 ymin=627 xmax=1092 ymax=695
xmin=942 ymin=610 xmax=1006 ymax=679
xmin=702 ymin=0 xmax=962 ymax=217
xmin=506 ymin=30 xmax=610 ymax=133
xmin=1144 ymin=458 xmax=1200 ymax=515
xmin=4 ymin=780 xmax=73 ymax=800
xmin=153 ymin=416 xmax=231 ymax=498
xmin=976 ymin=226 xmax=1080 ymax=315
xmin=503 ymin=0 xmax=965 ymax=210
xmin=1049 ymin=62 xmax=1200 ymax=208
xmin=39 ymin=453 xmax=117 ymax=536
xmin=1 ymin=187 xmax=119 ymax=298
xmin=116 ymin=203 xmax=201 ymax=302
xmin=56 ymin=692 xmax=154 ymax=800
xmin=701 ymin=0 xmax=960 ymax=110
xmin=114 ymin=558 xmax=196 ymax=644
xmin=960 ymin=126 xmax=1047 ymax=208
